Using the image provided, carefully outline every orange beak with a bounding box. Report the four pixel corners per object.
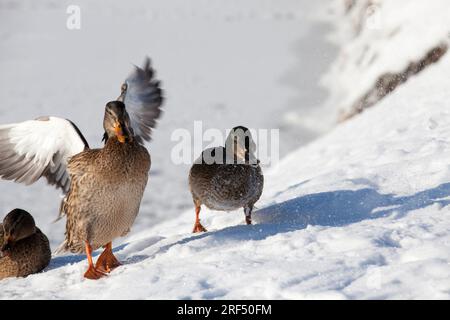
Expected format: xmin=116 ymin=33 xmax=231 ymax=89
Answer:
xmin=114 ymin=122 xmax=126 ymax=143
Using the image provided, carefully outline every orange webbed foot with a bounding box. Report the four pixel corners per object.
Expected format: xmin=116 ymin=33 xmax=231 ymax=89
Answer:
xmin=84 ymin=241 xmax=107 ymax=280
xmin=84 ymin=265 xmax=107 ymax=280
xmin=95 ymin=242 xmax=121 ymax=273
xmin=192 ymin=222 xmax=207 ymax=233
xmin=192 ymin=203 xmax=207 ymax=233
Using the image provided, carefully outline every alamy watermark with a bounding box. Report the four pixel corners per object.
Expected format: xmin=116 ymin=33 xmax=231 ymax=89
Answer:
xmin=66 ymin=5 xmax=81 ymax=30
xmin=365 ymin=4 xmax=382 ymax=30
xmin=170 ymin=121 xmax=279 ymax=168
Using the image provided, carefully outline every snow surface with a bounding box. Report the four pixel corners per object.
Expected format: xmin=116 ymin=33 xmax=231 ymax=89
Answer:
xmin=1 ymin=0 xmax=450 ymax=299
xmin=3 ymin=48 xmax=450 ymax=299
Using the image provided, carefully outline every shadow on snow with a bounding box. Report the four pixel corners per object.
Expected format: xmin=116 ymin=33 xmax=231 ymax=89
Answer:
xmin=47 ymin=182 xmax=450 ymax=269
xmin=145 ymin=182 xmax=450 ymax=253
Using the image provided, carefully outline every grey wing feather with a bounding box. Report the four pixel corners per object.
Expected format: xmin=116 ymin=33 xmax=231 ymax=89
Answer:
xmin=118 ymin=57 xmax=164 ymax=143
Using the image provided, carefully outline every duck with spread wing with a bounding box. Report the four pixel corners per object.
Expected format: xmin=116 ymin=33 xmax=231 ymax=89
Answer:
xmin=0 ymin=57 xmax=163 ymax=279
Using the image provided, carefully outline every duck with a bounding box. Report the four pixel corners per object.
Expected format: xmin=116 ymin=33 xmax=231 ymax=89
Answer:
xmin=0 ymin=208 xmax=51 ymax=280
xmin=0 ymin=57 xmax=163 ymax=279
xmin=188 ymin=126 xmax=264 ymax=232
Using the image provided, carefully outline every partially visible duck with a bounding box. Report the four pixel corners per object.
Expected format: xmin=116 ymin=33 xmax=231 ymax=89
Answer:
xmin=0 ymin=57 xmax=164 ymax=279
xmin=188 ymin=126 xmax=264 ymax=232
xmin=0 ymin=209 xmax=51 ymax=280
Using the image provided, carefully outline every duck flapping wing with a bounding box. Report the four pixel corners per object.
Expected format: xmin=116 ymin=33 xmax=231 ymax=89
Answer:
xmin=118 ymin=57 xmax=164 ymax=144
xmin=0 ymin=117 xmax=88 ymax=193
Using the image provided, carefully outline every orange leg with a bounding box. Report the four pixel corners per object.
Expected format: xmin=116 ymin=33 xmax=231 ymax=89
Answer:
xmin=192 ymin=203 xmax=207 ymax=233
xmin=84 ymin=242 xmax=107 ymax=280
xmin=95 ymin=242 xmax=121 ymax=273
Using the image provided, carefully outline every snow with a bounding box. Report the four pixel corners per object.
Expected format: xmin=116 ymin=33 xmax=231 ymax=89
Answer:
xmin=319 ymin=0 xmax=450 ymax=124
xmin=1 ymin=0 xmax=450 ymax=300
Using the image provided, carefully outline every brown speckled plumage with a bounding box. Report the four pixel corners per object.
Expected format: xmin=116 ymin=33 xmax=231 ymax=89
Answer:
xmin=189 ymin=159 xmax=263 ymax=212
xmin=0 ymin=210 xmax=51 ymax=280
xmin=60 ymin=137 xmax=150 ymax=253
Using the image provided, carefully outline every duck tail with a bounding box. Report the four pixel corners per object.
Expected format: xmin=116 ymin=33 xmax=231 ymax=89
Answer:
xmin=53 ymin=240 xmax=69 ymax=256
xmin=53 ymin=197 xmax=67 ymax=223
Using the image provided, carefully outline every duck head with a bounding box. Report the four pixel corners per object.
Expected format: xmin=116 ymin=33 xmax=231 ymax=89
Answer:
xmin=103 ymin=101 xmax=133 ymax=143
xmin=1 ymin=209 xmax=36 ymax=257
xmin=225 ymin=126 xmax=258 ymax=164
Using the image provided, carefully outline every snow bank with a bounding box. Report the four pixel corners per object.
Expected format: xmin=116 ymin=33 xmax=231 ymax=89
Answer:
xmin=320 ymin=0 xmax=450 ymax=122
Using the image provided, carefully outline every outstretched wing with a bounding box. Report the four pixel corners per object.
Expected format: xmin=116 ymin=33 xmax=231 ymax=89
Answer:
xmin=118 ymin=57 xmax=164 ymax=143
xmin=0 ymin=116 xmax=89 ymax=193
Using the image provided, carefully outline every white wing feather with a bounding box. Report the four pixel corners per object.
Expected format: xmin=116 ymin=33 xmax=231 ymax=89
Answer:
xmin=0 ymin=117 xmax=88 ymax=193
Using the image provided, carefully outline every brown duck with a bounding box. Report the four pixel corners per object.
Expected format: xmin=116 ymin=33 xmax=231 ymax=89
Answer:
xmin=0 ymin=58 xmax=163 ymax=279
xmin=189 ymin=126 xmax=264 ymax=232
xmin=0 ymin=209 xmax=51 ymax=280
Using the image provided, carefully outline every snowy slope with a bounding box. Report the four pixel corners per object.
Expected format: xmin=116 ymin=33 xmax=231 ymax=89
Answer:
xmin=2 ymin=39 xmax=450 ymax=299
xmin=319 ymin=0 xmax=450 ymax=124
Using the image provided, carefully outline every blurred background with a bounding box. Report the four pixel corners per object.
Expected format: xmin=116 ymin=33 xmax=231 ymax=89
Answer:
xmin=1 ymin=0 xmax=449 ymax=248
